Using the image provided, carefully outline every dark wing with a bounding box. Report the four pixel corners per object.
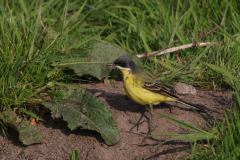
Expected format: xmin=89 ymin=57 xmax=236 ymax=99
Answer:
xmin=135 ymin=69 xmax=179 ymax=99
xmin=142 ymin=81 xmax=179 ymax=99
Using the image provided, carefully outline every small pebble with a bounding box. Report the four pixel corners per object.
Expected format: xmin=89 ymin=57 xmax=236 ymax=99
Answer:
xmin=174 ymin=83 xmax=197 ymax=95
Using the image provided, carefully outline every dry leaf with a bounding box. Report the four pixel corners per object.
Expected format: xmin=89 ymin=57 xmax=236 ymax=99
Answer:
xmin=30 ymin=117 xmax=37 ymax=126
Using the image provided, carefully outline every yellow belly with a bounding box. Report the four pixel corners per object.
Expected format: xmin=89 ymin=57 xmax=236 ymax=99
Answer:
xmin=121 ymin=69 xmax=176 ymax=106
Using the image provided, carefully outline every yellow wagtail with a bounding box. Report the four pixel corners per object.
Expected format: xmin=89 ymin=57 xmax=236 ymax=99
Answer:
xmin=108 ymin=56 xmax=204 ymax=132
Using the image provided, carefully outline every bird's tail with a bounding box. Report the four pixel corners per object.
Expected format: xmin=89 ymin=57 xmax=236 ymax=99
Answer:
xmin=176 ymin=99 xmax=205 ymax=113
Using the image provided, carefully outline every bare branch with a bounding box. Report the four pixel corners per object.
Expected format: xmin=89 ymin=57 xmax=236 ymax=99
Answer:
xmin=148 ymin=39 xmax=180 ymax=58
xmin=197 ymin=13 xmax=225 ymax=42
xmin=136 ymin=41 xmax=223 ymax=58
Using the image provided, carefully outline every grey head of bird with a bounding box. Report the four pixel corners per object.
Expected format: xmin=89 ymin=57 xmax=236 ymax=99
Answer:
xmin=108 ymin=56 xmax=138 ymax=73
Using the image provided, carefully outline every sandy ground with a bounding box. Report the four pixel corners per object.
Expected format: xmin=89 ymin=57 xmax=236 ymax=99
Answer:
xmin=0 ymin=81 xmax=232 ymax=160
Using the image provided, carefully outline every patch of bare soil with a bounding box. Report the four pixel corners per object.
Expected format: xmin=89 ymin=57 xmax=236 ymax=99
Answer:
xmin=0 ymin=81 xmax=232 ymax=160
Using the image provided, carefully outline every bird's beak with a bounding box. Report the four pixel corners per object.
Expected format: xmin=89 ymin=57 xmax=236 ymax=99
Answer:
xmin=107 ymin=63 xmax=115 ymax=66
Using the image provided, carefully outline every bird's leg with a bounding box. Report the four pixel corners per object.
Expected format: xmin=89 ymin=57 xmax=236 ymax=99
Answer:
xmin=140 ymin=104 xmax=154 ymax=143
xmin=147 ymin=104 xmax=154 ymax=135
xmin=129 ymin=109 xmax=146 ymax=132
xmin=129 ymin=104 xmax=155 ymax=136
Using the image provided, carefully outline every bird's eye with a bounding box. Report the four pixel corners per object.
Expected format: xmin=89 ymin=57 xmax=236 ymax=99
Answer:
xmin=119 ymin=62 xmax=126 ymax=67
xmin=114 ymin=60 xmax=126 ymax=67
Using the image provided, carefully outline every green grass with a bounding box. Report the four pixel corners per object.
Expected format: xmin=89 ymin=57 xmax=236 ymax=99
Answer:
xmin=188 ymin=104 xmax=240 ymax=159
xmin=0 ymin=0 xmax=240 ymax=158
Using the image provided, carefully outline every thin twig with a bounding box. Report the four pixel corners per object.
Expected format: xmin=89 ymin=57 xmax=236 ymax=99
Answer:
xmin=148 ymin=39 xmax=180 ymax=58
xmin=40 ymin=14 xmax=46 ymax=30
xmin=136 ymin=41 xmax=223 ymax=58
xmin=197 ymin=13 xmax=225 ymax=42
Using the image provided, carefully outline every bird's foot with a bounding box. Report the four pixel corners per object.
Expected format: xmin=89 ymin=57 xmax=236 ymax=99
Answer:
xmin=129 ymin=111 xmax=146 ymax=132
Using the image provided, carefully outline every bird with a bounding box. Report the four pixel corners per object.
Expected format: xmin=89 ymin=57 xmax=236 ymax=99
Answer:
xmin=108 ymin=56 xmax=204 ymax=134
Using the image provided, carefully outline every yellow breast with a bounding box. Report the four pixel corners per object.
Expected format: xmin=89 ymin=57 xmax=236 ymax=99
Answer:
xmin=120 ymin=69 xmax=176 ymax=106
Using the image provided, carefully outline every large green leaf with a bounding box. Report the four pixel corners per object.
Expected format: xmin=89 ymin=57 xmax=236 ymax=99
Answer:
xmin=44 ymin=89 xmax=120 ymax=145
xmin=52 ymin=42 xmax=143 ymax=80
xmin=0 ymin=111 xmax=43 ymax=145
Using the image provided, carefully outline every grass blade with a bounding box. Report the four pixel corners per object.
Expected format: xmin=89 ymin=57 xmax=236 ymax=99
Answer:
xmin=152 ymin=110 xmax=212 ymax=134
